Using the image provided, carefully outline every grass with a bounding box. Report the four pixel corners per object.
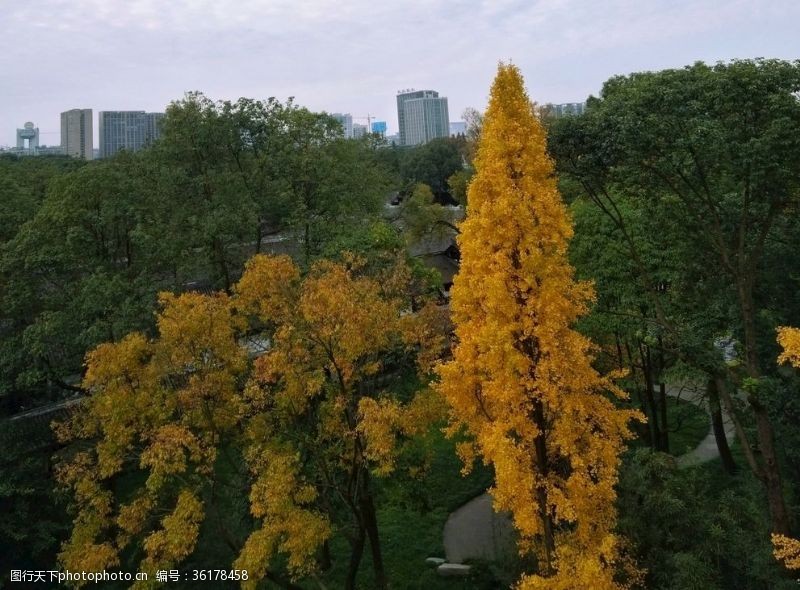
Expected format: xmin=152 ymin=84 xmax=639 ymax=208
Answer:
xmin=316 ymin=425 xmax=503 ymax=590
xmin=315 ymin=368 xmax=499 ymax=589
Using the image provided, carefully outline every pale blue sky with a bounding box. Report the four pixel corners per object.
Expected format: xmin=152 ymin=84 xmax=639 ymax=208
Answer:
xmin=1 ymin=0 xmax=798 ymax=147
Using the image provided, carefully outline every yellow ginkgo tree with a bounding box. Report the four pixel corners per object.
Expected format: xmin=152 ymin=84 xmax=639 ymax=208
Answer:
xmin=57 ymin=252 xmax=447 ymax=589
xmin=436 ymin=63 xmax=643 ymax=589
xmin=233 ymin=253 xmax=447 ymax=590
xmin=772 ymin=326 xmax=800 ymax=571
xmin=56 ymin=292 xmax=247 ymax=585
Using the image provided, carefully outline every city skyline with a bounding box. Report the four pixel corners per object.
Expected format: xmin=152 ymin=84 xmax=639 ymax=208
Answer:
xmin=2 ymin=1 xmax=799 ymax=147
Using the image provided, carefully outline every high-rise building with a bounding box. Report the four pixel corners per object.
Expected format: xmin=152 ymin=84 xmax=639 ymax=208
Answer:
xmin=144 ymin=112 xmax=165 ymax=144
xmin=396 ymin=89 xmax=449 ymax=146
xmin=98 ymin=111 xmax=165 ymax=158
xmin=61 ymin=109 xmax=93 ymax=159
xmin=352 ymin=123 xmax=369 ymax=138
xmin=396 ymin=90 xmax=425 ymax=146
xmin=331 ymin=113 xmax=354 ymax=138
xmin=16 ymin=122 xmax=39 ymax=151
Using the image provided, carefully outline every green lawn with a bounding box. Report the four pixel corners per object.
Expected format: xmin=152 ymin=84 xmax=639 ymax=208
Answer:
xmin=317 ymin=426 xmax=500 ymax=590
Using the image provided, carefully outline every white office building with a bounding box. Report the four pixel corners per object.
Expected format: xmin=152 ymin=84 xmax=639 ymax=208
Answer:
xmin=396 ymin=89 xmax=449 ymax=146
xmin=61 ymin=109 xmax=93 ymax=159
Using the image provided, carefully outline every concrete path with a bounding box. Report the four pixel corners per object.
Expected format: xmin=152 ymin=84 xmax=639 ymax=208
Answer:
xmin=442 ymin=492 xmax=515 ymax=564
xmin=442 ymin=382 xmax=735 ymax=563
xmin=664 ymin=383 xmax=735 ymax=467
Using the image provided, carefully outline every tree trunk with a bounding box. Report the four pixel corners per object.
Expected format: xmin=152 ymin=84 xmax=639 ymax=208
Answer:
xmin=732 ymin=273 xmax=791 ymax=532
xmin=753 ymin=400 xmax=791 ymax=534
xmin=657 ymin=337 xmax=670 ymax=452
xmin=639 ymin=342 xmax=662 ymax=451
xmin=706 ymin=377 xmax=736 ymax=474
xmin=625 ymin=340 xmax=654 ymax=445
xmin=319 ymin=540 xmax=332 ymax=572
xmin=212 ymin=236 xmax=231 ymax=292
xmin=658 ymin=382 xmax=669 ymax=453
xmin=614 ymin=332 xmax=625 ymax=371
xmin=344 ymin=525 xmax=366 ymax=590
xmin=715 ymin=375 xmax=761 ymax=475
xmin=360 ymin=472 xmax=388 ymax=590
xmin=532 ymin=399 xmax=556 ymax=575
xmin=737 ymin=277 xmax=761 ymax=378
xmin=736 ymin=278 xmax=790 ymax=532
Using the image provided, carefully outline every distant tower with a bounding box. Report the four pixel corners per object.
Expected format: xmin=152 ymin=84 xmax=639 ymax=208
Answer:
xmin=396 ymin=90 xmax=449 ymax=146
xmin=331 ymin=113 xmax=354 ymax=138
xmin=16 ymin=122 xmax=40 ymax=151
xmin=61 ymin=109 xmax=94 ymax=159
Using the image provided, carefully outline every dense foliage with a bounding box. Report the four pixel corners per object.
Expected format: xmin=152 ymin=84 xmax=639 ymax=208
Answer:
xmin=0 ymin=96 xmax=391 ymax=414
xmin=2 ymin=59 xmax=800 ymax=589
xmin=438 ymin=64 xmax=642 ymax=589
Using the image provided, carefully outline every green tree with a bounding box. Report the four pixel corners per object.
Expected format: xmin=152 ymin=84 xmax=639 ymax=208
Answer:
xmin=0 ymin=154 xmax=169 ymax=403
xmin=397 ymin=183 xmax=460 ymax=243
xmin=234 ymin=254 xmax=446 ymax=589
xmin=618 ymin=450 xmax=795 ymax=589
xmin=550 ymin=59 xmax=800 ymax=532
xmin=401 ymin=137 xmax=464 ymax=202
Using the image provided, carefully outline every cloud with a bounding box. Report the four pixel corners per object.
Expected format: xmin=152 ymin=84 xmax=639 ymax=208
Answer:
xmin=1 ymin=0 xmax=798 ymax=145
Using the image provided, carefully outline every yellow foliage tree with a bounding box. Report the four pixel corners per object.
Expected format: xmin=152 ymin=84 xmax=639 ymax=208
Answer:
xmin=772 ymin=327 xmax=800 ymax=570
xmin=234 ymin=253 xmax=447 ymax=590
xmin=773 ymin=533 xmax=800 ymax=570
xmin=777 ymin=327 xmax=800 ymax=368
xmin=56 ymin=292 xmax=247 ymax=586
xmin=58 ymin=251 xmax=447 ymax=589
xmin=436 ymin=63 xmax=643 ymax=589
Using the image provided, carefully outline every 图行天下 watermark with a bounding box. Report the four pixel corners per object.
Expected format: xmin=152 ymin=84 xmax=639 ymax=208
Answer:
xmin=10 ymin=570 xmax=148 ymax=584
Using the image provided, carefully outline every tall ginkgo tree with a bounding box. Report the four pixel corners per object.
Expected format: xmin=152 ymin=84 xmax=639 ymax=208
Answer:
xmin=436 ymin=64 xmax=642 ymax=589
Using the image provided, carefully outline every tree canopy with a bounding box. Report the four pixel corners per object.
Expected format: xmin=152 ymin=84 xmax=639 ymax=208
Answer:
xmin=437 ymin=63 xmax=642 ymax=589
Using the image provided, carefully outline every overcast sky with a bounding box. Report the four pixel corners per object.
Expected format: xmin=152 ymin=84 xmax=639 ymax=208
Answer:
xmin=1 ymin=0 xmax=798 ymax=147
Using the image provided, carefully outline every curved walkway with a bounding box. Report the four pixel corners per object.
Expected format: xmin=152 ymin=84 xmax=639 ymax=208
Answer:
xmin=442 ymin=382 xmax=735 ymax=564
xmin=664 ymin=383 xmax=735 ymax=467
